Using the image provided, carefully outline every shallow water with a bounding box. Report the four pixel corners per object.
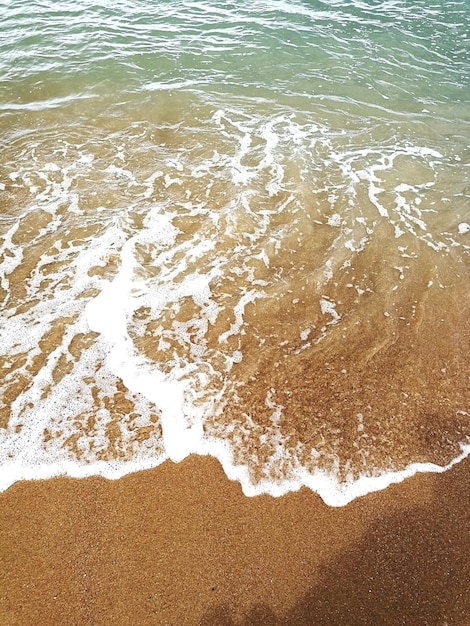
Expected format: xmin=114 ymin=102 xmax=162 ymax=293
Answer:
xmin=0 ymin=0 xmax=469 ymax=504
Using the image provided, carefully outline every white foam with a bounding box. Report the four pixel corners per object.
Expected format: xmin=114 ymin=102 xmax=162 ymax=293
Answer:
xmin=320 ymin=297 xmax=340 ymax=324
xmin=180 ymin=440 xmax=470 ymax=508
xmin=0 ymin=455 xmax=167 ymax=494
xmin=328 ymin=213 xmax=342 ymax=227
xmin=84 ymin=214 xmax=210 ymax=464
xmin=2 ymin=94 xmax=468 ymax=508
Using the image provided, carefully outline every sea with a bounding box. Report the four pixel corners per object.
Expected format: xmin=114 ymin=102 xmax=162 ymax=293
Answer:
xmin=0 ymin=0 xmax=469 ymax=506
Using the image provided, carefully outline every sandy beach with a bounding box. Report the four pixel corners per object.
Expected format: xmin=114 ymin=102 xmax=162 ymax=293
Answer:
xmin=1 ymin=455 xmax=469 ymax=625
xmin=1 ymin=2 xmax=469 ymax=624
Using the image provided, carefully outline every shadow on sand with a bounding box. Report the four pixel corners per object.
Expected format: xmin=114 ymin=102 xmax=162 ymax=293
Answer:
xmin=200 ymin=458 xmax=470 ymax=626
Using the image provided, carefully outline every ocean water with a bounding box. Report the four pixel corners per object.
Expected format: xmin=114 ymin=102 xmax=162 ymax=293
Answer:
xmin=0 ymin=0 xmax=469 ymax=506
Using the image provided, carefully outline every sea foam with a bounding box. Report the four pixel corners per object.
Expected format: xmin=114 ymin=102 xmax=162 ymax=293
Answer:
xmin=1 ymin=87 xmax=468 ymax=506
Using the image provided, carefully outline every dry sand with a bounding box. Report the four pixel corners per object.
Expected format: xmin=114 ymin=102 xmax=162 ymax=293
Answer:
xmin=1 ymin=454 xmax=469 ymax=625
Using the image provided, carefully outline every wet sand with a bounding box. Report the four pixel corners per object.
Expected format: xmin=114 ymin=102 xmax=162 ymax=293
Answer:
xmin=1 ymin=455 xmax=469 ymax=625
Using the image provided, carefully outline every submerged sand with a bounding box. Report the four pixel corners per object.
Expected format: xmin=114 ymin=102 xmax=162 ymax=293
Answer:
xmin=1 ymin=455 xmax=469 ymax=625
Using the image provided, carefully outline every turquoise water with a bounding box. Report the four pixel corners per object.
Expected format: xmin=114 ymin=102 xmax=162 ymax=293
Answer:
xmin=0 ymin=0 xmax=469 ymax=504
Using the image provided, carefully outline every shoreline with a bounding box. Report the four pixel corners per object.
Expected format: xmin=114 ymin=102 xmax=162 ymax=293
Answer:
xmin=1 ymin=454 xmax=469 ymax=625
xmin=2 ymin=440 xmax=470 ymax=505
